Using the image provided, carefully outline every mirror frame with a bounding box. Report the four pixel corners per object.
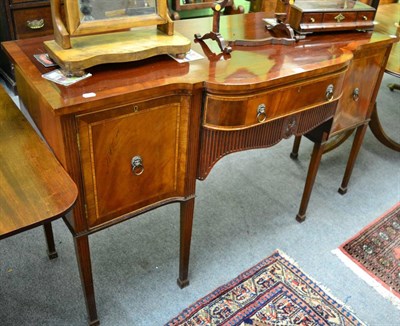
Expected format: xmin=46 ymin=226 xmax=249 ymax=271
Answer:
xmin=51 ymin=0 xmax=173 ymax=48
xmin=64 ymin=0 xmax=168 ymax=36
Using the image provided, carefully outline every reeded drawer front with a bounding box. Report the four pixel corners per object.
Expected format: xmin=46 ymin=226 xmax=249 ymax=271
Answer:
xmin=12 ymin=7 xmax=54 ymax=39
xmin=77 ymin=96 xmax=190 ymax=228
xmin=204 ymin=71 xmax=345 ymax=129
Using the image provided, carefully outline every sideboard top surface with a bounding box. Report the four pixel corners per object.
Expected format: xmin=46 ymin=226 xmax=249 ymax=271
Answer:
xmin=2 ymin=12 xmax=396 ymax=115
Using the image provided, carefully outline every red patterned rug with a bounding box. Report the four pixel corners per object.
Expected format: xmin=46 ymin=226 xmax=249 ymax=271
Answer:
xmin=166 ymin=250 xmax=364 ymax=325
xmin=334 ymin=202 xmax=400 ymax=308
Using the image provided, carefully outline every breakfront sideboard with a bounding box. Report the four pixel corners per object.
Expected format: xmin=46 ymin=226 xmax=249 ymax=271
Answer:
xmin=2 ymin=11 xmax=395 ymax=325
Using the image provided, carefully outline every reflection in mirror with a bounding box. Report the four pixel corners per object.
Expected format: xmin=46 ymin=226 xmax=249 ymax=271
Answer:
xmin=79 ymin=0 xmax=157 ymax=22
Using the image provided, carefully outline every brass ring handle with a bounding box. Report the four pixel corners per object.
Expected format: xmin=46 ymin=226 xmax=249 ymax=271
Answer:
xmin=310 ymin=17 xmax=315 ymax=23
xmin=362 ymin=16 xmax=368 ymax=21
xmin=26 ymin=19 xmax=45 ymax=30
xmin=256 ymin=104 xmax=267 ymax=123
xmin=353 ymin=88 xmax=360 ymax=101
xmin=131 ymin=156 xmax=144 ymax=176
xmin=325 ymin=84 xmax=334 ymax=101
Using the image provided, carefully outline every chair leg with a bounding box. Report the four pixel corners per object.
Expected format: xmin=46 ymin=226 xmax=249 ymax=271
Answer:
xmin=43 ymin=222 xmax=58 ymax=259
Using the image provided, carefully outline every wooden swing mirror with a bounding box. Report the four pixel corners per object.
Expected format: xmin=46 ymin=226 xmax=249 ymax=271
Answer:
xmin=44 ymin=0 xmax=191 ymax=76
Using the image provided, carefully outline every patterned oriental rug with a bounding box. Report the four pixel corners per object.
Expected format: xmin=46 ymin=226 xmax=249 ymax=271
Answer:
xmin=334 ymin=202 xmax=400 ymax=309
xmin=166 ymin=250 xmax=364 ymax=326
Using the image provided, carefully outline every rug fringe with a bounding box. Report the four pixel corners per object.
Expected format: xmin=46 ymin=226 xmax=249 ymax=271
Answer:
xmin=276 ymin=249 xmax=366 ymax=324
xmin=332 ymin=248 xmax=400 ymax=310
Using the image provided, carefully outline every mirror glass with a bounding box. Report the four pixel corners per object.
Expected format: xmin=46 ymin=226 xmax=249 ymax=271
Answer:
xmin=79 ymin=0 xmax=157 ymax=22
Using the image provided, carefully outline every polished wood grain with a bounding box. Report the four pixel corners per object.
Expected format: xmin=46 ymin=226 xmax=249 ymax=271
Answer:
xmin=77 ymin=95 xmax=192 ymax=227
xmin=2 ymin=12 xmax=396 ymax=325
xmin=0 ymin=84 xmax=77 ymax=239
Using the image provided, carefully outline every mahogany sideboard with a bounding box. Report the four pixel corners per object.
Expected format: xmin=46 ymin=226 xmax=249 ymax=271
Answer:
xmin=2 ymin=12 xmax=395 ymax=325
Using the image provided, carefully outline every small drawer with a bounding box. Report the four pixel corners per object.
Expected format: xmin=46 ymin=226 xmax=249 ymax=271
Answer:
xmin=10 ymin=0 xmax=41 ymax=3
xmin=356 ymin=11 xmax=374 ymax=22
xmin=323 ymin=12 xmax=357 ymax=24
xmin=204 ymin=72 xmax=345 ymax=129
xmin=301 ymin=13 xmax=323 ymax=24
xmin=12 ymin=6 xmax=54 ymax=39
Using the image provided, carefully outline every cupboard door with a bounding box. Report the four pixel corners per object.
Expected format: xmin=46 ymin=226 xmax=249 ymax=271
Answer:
xmin=331 ymin=49 xmax=386 ymax=134
xmin=77 ymin=95 xmax=189 ymax=228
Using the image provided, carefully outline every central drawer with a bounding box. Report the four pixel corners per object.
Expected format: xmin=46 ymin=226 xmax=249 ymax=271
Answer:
xmin=204 ymin=71 xmax=345 ymax=130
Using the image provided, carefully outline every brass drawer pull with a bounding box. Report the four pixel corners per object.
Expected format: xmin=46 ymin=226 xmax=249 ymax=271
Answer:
xmin=131 ymin=156 xmax=144 ymax=176
xmin=310 ymin=17 xmax=315 ymax=23
xmin=353 ymin=88 xmax=360 ymax=101
xmin=26 ymin=19 xmax=45 ymax=30
xmin=362 ymin=16 xmax=368 ymax=21
xmin=256 ymin=104 xmax=267 ymax=123
xmin=325 ymin=84 xmax=334 ymax=101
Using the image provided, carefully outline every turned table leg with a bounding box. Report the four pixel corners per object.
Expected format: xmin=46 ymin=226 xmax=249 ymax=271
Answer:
xmin=177 ymin=198 xmax=195 ymax=289
xmin=369 ymin=102 xmax=400 ymax=152
xmin=43 ymin=222 xmax=58 ymax=259
xmin=73 ymin=235 xmax=99 ymax=326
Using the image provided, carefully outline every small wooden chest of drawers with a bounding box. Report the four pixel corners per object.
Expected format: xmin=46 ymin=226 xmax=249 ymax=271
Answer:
xmin=288 ymin=1 xmax=376 ymax=34
xmin=0 ymin=0 xmax=62 ymax=89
